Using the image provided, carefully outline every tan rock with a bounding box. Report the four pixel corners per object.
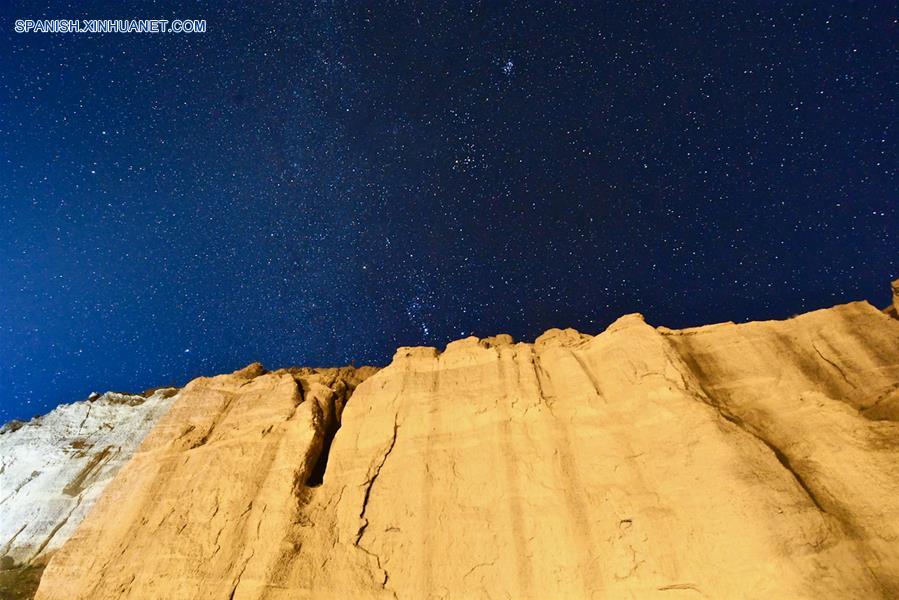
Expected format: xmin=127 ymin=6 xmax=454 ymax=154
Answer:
xmin=31 ymin=294 xmax=899 ymax=599
xmin=887 ymin=279 xmax=899 ymax=318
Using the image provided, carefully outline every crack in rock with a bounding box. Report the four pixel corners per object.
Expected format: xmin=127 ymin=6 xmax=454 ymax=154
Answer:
xmin=354 ymin=413 xmax=399 ymax=593
xmin=811 ymin=340 xmax=856 ymax=389
xmin=227 ymin=548 xmax=256 ymax=600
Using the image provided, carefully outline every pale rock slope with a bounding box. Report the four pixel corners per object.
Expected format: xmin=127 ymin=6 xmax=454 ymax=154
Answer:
xmin=31 ymin=288 xmax=899 ymax=599
xmin=0 ymin=388 xmax=178 ymax=595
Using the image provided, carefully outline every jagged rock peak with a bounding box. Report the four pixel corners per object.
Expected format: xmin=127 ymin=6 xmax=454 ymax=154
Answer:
xmin=887 ymin=278 xmax=899 ymax=318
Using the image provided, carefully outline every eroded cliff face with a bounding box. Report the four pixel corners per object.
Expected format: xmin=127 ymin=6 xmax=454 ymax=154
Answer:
xmin=22 ymin=291 xmax=899 ymax=599
xmin=32 ymin=364 xmax=378 ymax=600
xmin=0 ymin=389 xmax=178 ymax=598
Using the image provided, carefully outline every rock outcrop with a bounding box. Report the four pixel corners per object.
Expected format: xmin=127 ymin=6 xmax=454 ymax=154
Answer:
xmin=887 ymin=279 xmax=899 ymax=318
xmin=0 ymin=389 xmax=178 ymax=598
xmin=17 ymin=287 xmax=899 ymax=599
xmin=33 ymin=364 xmax=378 ymax=600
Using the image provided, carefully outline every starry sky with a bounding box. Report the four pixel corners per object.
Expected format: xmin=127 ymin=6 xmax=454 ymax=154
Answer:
xmin=1 ymin=2 xmax=896 ymax=422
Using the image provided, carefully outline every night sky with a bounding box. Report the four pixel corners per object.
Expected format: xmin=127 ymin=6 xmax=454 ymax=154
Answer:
xmin=1 ymin=2 xmax=896 ymax=422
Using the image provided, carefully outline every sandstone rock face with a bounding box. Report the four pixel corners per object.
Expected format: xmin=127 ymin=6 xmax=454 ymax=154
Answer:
xmin=0 ymin=389 xmax=178 ymax=597
xmin=33 ymin=364 xmax=377 ymax=600
xmin=29 ymin=298 xmax=899 ymax=599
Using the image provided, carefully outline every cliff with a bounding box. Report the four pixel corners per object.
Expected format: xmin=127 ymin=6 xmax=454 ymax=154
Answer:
xmin=4 ymin=286 xmax=899 ymax=599
xmin=0 ymin=389 xmax=178 ymax=598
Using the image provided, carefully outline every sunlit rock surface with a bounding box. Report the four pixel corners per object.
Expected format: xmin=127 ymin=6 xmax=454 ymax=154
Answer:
xmin=21 ymin=287 xmax=899 ymax=599
xmin=0 ymin=389 xmax=178 ymax=598
xmin=886 ymin=278 xmax=899 ymax=318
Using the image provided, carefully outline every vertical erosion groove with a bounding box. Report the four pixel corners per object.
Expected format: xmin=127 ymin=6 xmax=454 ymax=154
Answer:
xmin=305 ymin=399 xmax=337 ymax=488
xmin=306 ymin=379 xmax=353 ymax=488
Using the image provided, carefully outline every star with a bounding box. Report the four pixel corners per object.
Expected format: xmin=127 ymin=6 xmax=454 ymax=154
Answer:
xmin=0 ymin=1 xmax=894 ymax=423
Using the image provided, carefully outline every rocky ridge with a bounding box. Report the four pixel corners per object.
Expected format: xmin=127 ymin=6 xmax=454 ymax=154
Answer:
xmin=3 ymin=283 xmax=898 ymax=599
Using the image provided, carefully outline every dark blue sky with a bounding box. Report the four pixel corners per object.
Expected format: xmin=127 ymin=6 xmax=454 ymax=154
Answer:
xmin=1 ymin=2 xmax=896 ymax=422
